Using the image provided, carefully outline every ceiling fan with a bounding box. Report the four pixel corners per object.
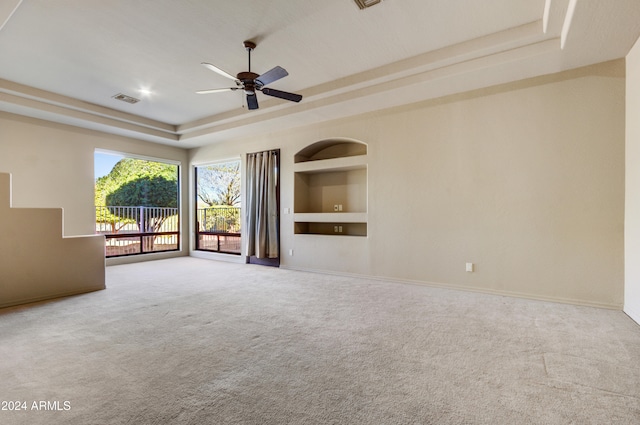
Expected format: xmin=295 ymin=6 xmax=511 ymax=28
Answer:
xmin=197 ymin=40 xmax=303 ymax=110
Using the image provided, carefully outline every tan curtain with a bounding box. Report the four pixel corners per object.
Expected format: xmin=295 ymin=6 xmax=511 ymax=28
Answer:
xmin=245 ymin=150 xmax=279 ymax=259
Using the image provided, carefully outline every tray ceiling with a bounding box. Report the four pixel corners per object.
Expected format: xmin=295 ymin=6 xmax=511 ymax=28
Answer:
xmin=1 ymin=0 xmax=639 ymax=147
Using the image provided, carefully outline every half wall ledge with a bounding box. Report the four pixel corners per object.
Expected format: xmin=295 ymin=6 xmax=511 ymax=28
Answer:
xmin=0 ymin=172 xmax=105 ymax=308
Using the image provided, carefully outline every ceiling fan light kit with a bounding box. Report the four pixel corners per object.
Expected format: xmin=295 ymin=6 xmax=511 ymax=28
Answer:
xmin=197 ymin=40 xmax=302 ymax=110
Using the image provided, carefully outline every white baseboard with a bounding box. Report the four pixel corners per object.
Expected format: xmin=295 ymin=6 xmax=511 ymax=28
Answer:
xmin=189 ymin=250 xmax=245 ymax=264
xmin=280 ymin=265 xmax=622 ymax=311
xmin=0 ymin=285 xmax=105 ymax=309
xmin=106 ymin=250 xmax=188 ymax=266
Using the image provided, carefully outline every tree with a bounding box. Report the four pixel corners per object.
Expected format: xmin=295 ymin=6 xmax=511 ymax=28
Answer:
xmin=95 ymin=158 xmax=178 ymax=234
xmin=106 ymin=176 xmax=177 ymax=210
xmin=197 ymin=162 xmax=240 ymax=207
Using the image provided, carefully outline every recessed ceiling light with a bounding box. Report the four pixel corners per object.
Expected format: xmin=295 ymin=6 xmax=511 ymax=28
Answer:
xmin=354 ymin=0 xmax=382 ymax=9
xmin=112 ymin=93 xmax=140 ymax=104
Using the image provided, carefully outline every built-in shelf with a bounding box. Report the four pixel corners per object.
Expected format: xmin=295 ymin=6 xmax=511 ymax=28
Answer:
xmin=295 ymin=222 xmax=367 ymax=237
xmin=293 ymin=154 xmax=367 ymax=174
xmin=294 ymin=139 xmax=368 ymax=237
xmin=294 ymin=212 xmax=367 ymax=223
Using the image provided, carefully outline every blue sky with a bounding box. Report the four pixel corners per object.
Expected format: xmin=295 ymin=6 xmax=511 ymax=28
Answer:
xmin=94 ymin=152 xmax=123 ymax=179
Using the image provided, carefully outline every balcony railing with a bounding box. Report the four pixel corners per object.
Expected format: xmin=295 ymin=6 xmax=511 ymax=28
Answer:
xmin=96 ymin=206 xmax=179 ymax=257
xmin=196 ymin=207 xmax=241 ymax=255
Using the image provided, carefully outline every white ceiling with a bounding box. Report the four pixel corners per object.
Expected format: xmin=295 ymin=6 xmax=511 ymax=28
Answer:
xmin=1 ymin=0 xmax=639 ymax=148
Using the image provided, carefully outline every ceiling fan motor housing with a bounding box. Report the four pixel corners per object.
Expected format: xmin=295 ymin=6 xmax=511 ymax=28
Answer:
xmin=237 ymin=71 xmax=260 ymax=94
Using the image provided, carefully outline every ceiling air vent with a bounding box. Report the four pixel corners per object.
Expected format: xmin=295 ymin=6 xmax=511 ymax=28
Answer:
xmin=112 ymin=93 xmax=140 ymax=104
xmin=354 ymin=0 xmax=382 ymax=9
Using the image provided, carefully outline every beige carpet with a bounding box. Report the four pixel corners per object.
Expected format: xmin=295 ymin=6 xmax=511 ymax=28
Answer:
xmin=1 ymin=257 xmax=639 ymax=425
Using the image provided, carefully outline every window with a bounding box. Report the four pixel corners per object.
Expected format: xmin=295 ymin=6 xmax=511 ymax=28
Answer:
xmin=95 ymin=151 xmax=180 ymax=257
xmin=195 ymin=160 xmax=241 ymax=254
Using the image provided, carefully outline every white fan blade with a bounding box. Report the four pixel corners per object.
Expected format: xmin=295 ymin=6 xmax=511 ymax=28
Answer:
xmin=196 ymin=88 xmax=238 ymax=94
xmin=201 ymin=63 xmax=238 ymax=82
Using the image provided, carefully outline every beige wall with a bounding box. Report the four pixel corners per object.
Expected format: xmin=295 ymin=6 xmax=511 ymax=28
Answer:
xmin=0 ymin=172 xmax=105 ymax=308
xmin=625 ymin=39 xmax=640 ymax=324
xmin=0 ymin=113 xmax=190 ymax=262
xmin=0 ymin=60 xmax=626 ymax=309
xmin=191 ymin=60 xmax=625 ymax=308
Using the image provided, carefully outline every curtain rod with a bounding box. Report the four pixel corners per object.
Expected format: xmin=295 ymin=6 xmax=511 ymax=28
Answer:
xmin=246 ymin=148 xmax=280 ymax=156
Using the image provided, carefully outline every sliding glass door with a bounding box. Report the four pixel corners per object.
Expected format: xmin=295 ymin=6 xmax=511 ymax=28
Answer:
xmin=194 ymin=160 xmax=241 ymax=255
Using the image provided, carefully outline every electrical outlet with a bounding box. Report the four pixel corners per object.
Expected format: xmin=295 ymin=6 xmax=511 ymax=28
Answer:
xmin=338 ymin=226 xmax=343 ymax=233
xmin=334 ymin=226 xmax=339 ymax=232
xmin=338 ymin=204 xmax=343 ymax=211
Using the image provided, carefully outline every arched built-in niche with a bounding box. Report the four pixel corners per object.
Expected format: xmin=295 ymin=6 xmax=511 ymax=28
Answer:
xmin=294 ymin=139 xmax=367 ymax=163
xmin=293 ymin=139 xmax=368 ymax=236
